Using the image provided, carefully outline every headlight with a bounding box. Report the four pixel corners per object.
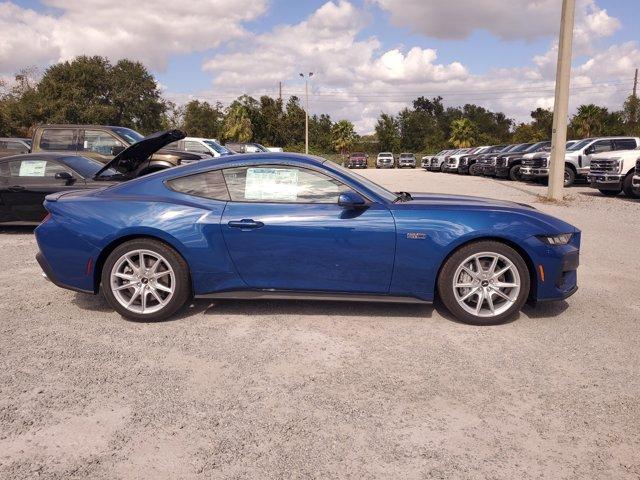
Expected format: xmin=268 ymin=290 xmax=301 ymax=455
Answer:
xmin=536 ymin=233 xmax=573 ymax=245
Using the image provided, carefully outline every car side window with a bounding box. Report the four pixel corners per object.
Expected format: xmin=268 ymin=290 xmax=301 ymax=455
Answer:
xmin=5 ymin=159 xmax=72 ymax=178
xmin=83 ymin=130 xmax=125 ymax=155
xmin=166 ymin=170 xmax=230 ymax=201
xmin=613 ymin=139 xmax=637 ymax=150
xmin=223 ymin=166 xmax=352 ymax=203
xmin=6 ymin=141 xmax=26 ymax=151
xmin=184 ymin=141 xmax=211 ymax=155
xmin=40 ymin=129 xmax=76 ymax=151
xmin=590 ymin=140 xmax=613 ymax=154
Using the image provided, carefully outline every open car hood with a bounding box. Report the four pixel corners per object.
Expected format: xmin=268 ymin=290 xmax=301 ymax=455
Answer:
xmin=95 ymin=129 xmax=186 ymax=178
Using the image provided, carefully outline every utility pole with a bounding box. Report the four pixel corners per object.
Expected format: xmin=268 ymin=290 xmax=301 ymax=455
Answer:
xmin=299 ymin=72 xmax=313 ymax=154
xmin=278 ymin=81 xmax=282 ymax=101
xmin=633 ymin=68 xmax=638 ymax=97
xmin=548 ymin=0 xmax=576 ymax=202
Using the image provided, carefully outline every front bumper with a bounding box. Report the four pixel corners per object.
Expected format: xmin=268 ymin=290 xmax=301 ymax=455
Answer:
xmin=348 ymin=161 xmax=367 ymax=168
xmin=377 ymin=161 xmax=394 ymax=168
xmin=428 ymin=163 xmax=442 ymax=171
xmin=587 ymin=173 xmax=623 ymax=190
xmin=443 ymin=164 xmax=459 ymax=172
xmin=521 ymin=166 xmax=549 ymax=179
xmin=495 ymin=166 xmax=510 ymax=178
xmin=457 ymin=164 xmax=471 ymax=174
xmin=482 ymin=165 xmax=497 ymax=176
xmin=398 ymin=162 xmax=416 ymax=168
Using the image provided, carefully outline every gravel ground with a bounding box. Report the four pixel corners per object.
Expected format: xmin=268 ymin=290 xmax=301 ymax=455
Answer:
xmin=1 ymin=170 xmax=639 ymax=479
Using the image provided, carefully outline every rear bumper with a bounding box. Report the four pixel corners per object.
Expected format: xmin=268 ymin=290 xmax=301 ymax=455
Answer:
xmin=521 ymin=166 xmax=549 ymax=179
xmin=36 ymin=252 xmax=94 ymax=294
xmin=587 ymin=173 xmax=623 ymax=190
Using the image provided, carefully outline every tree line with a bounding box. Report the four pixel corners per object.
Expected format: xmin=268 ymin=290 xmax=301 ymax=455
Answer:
xmin=1 ymin=55 xmax=639 ymax=154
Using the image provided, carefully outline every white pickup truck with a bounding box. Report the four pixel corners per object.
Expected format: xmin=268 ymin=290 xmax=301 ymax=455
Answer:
xmin=521 ymin=136 xmax=639 ymax=187
xmin=588 ymin=148 xmax=640 ymax=198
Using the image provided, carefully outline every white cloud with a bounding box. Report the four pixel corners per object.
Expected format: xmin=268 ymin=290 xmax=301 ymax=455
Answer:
xmin=0 ymin=0 xmax=268 ymax=73
xmin=370 ymin=0 xmax=619 ymax=43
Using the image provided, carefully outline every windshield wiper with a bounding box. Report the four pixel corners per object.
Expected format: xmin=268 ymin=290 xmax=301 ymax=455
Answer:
xmin=394 ymin=191 xmax=413 ymax=202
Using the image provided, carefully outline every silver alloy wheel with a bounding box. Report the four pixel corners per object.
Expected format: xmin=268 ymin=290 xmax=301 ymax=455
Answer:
xmin=452 ymin=252 xmax=521 ymax=318
xmin=110 ymin=249 xmax=175 ymax=315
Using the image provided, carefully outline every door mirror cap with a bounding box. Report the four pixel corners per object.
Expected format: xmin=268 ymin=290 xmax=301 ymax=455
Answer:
xmin=55 ymin=171 xmax=74 ymax=181
xmin=111 ymin=145 xmax=126 ymax=156
xmin=338 ymin=192 xmax=367 ymax=208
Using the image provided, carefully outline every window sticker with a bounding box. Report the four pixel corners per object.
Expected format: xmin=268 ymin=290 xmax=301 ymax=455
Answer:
xmin=245 ymin=167 xmax=299 ymax=201
xmin=19 ymin=160 xmax=47 ymax=177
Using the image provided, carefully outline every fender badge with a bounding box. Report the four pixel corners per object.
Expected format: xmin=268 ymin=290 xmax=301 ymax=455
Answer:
xmin=406 ymin=232 xmax=427 ymax=240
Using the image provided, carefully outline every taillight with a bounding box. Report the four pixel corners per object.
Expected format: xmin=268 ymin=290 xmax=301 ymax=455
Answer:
xmin=40 ymin=213 xmax=51 ymax=224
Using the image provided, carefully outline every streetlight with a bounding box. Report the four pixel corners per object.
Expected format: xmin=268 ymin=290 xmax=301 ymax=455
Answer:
xmin=299 ymin=72 xmax=313 ymax=154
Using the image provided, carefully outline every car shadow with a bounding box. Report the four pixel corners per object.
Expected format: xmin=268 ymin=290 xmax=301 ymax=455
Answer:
xmin=578 ymin=191 xmax=639 ymax=203
xmin=0 ymin=225 xmax=36 ymax=234
xmin=521 ymin=300 xmax=570 ymax=319
xmin=197 ymin=298 xmax=434 ymax=320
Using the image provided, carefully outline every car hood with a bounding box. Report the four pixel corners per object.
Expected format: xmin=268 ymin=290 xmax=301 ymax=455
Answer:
xmin=396 ymin=193 xmax=577 ymax=232
xmin=95 ymin=129 xmax=186 ymax=178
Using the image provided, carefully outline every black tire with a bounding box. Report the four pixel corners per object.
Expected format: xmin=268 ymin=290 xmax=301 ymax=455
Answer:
xmin=622 ymin=172 xmax=639 ymax=198
xmin=437 ymin=241 xmax=530 ymax=326
xmin=440 ymin=162 xmax=446 ymax=172
xmin=469 ymin=164 xmax=481 ymax=176
xmin=509 ymin=164 xmax=522 ymax=181
xmin=564 ymin=166 xmax=576 ymax=187
xmin=599 ymin=189 xmax=621 ymax=197
xmin=101 ymin=238 xmax=191 ymax=322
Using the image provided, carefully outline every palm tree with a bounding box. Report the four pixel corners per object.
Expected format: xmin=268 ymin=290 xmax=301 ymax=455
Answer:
xmin=448 ymin=118 xmax=477 ymax=148
xmin=331 ymin=119 xmax=357 ymax=155
xmin=572 ymin=104 xmax=605 ymax=138
xmin=223 ymin=103 xmax=252 ymax=142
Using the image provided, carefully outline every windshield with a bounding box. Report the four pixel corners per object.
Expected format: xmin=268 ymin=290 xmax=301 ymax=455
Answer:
xmin=329 ymin=161 xmax=397 ymax=202
xmin=63 ymin=155 xmax=117 ymax=177
xmin=111 ymin=127 xmax=145 ymax=145
xmin=567 ymin=138 xmax=592 ymax=151
xmin=253 ymin=143 xmax=269 ymax=152
xmin=524 ymin=142 xmax=548 ymax=153
xmin=203 ymin=140 xmax=231 ymax=155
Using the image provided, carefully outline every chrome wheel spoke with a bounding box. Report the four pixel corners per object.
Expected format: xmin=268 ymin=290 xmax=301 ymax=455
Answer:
xmin=453 ymin=251 xmax=521 ymax=318
xmin=111 ymin=249 xmax=175 ymax=315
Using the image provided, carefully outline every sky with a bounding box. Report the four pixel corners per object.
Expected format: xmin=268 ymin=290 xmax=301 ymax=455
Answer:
xmin=1 ymin=0 xmax=639 ymax=134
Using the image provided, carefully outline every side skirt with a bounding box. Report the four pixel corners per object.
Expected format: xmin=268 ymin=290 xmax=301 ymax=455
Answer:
xmin=195 ymin=289 xmax=431 ymax=304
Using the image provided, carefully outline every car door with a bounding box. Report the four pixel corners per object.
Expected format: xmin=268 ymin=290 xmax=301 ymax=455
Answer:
xmin=584 ymin=139 xmax=613 ymax=168
xmin=1 ymin=158 xmax=85 ymax=222
xmin=220 ymin=164 xmax=396 ymax=293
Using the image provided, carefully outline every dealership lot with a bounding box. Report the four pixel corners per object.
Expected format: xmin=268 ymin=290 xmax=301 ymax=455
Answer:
xmin=1 ymin=169 xmax=639 ymax=479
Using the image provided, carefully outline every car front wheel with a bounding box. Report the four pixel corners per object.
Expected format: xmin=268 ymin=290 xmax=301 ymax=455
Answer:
xmin=437 ymin=241 xmax=530 ymax=325
xmin=101 ymin=239 xmax=191 ymax=321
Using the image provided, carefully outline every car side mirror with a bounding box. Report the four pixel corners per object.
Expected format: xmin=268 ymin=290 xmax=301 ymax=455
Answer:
xmin=111 ymin=145 xmax=126 ymax=156
xmin=585 ymin=146 xmax=594 ymax=155
xmin=55 ymin=171 xmax=75 ymax=183
xmin=338 ymin=191 xmax=367 ymax=209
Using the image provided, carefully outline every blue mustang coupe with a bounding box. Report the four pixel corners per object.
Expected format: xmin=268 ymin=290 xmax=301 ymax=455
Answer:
xmin=34 ymin=153 xmax=580 ymax=325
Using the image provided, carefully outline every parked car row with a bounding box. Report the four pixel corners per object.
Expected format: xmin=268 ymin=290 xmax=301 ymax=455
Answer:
xmin=345 ymin=152 xmax=418 ymax=169
xmin=422 ymin=136 xmax=640 ymax=199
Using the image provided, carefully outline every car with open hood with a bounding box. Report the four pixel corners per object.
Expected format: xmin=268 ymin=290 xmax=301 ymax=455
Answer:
xmin=30 ymin=125 xmax=205 ymax=174
xmin=35 ymin=152 xmax=581 ymax=326
xmin=0 ymin=130 xmax=185 ymax=225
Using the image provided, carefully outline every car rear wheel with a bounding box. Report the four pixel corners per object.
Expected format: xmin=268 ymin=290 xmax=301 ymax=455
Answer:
xmin=101 ymin=239 xmax=191 ymax=321
xmin=437 ymin=241 xmax=530 ymax=325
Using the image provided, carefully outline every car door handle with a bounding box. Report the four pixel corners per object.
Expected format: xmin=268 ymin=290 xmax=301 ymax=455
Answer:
xmin=8 ymin=186 xmax=25 ymax=192
xmin=227 ymin=219 xmax=264 ymax=230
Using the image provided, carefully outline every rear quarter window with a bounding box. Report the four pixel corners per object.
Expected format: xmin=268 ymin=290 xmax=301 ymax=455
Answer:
xmin=40 ymin=129 xmax=76 ymax=151
xmin=166 ymin=170 xmax=230 ymax=201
